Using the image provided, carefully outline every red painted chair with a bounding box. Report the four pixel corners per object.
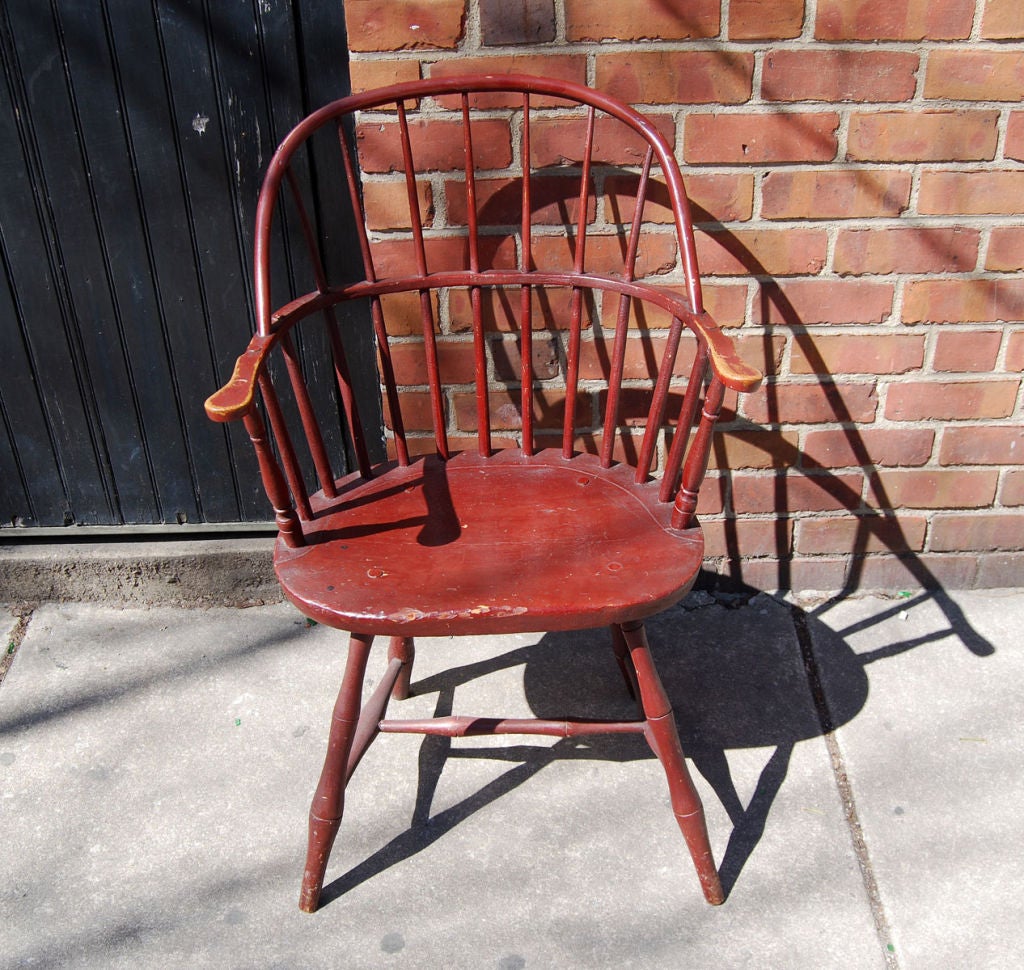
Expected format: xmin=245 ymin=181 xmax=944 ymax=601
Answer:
xmin=206 ymin=75 xmax=762 ymax=912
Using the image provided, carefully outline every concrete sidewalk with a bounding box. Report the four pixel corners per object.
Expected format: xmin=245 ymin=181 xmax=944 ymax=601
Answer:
xmin=1 ymin=589 xmax=1020 ymax=969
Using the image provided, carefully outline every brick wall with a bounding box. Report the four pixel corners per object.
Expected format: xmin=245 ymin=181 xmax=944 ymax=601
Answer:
xmin=341 ymin=0 xmax=1024 ymax=591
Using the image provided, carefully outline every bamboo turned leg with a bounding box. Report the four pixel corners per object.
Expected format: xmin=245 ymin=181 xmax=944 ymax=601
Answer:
xmin=387 ymin=636 xmax=415 ymax=700
xmin=618 ymin=621 xmax=724 ymax=906
xmin=299 ymin=631 xmax=374 ymax=913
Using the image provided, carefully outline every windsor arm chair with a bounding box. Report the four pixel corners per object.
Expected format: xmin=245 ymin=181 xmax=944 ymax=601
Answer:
xmin=205 ymin=74 xmax=762 ymax=913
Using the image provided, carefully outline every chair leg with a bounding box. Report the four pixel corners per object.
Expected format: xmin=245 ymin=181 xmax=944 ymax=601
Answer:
xmin=618 ymin=620 xmax=725 ymax=906
xmin=608 ymin=624 xmax=638 ymax=699
xmin=387 ymin=636 xmax=415 ymax=700
xmin=299 ymin=631 xmax=374 ymax=913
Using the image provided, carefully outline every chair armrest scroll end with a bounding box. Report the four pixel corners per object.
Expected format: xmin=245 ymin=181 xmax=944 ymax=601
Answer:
xmin=695 ymin=312 xmax=764 ymax=394
xmin=205 ymin=382 xmax=254 ymax=423
xmin=204 ymin=339 xmax=272 ymax=423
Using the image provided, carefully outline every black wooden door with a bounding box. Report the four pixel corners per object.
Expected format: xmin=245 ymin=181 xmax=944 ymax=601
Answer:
xmin=0 ymin=0 xmax=376 ymax=530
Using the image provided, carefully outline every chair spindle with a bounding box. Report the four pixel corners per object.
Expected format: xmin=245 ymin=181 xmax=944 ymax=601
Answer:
xmin=258 ymin=372 xmax=313 ymax=520
xmin=339 ymin=121 xmax=409 ymax=466
xmin=462 ymin=93 xmax=491 ymax=456
xmin=660 ymin=344 xmax=710 ymax=503
xmin=397 ymin=100 xmax=448 ymax=459
xmin=520 ymin=93 xmax=534 ymax=455
xmin=600 ymin=148 xmax=655 ymax=467
xmin=562 ymin=106 xmax=596 ymax=459
xmin=634 ymin=314 xmax=684 ymax=482
xmin=281 ymin=332 xmax=337 ymax=497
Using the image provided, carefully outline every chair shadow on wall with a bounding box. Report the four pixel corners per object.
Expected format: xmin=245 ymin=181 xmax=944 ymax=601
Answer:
xmin=318 ymin=202 xmax=995 ymax=906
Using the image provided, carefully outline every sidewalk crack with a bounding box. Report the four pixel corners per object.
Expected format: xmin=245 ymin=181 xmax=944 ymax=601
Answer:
xmin=790 ymin=603 xmax=900 ymax=970
xmin=0 ymin=603 xmax=36 ymax=691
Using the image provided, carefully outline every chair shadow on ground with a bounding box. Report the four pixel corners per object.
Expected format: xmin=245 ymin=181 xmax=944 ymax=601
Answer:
xmin=319 ymin=585 xmax=994 ymax=907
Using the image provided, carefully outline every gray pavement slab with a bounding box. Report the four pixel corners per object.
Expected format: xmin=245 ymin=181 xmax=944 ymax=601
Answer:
xmin=1 ymin=598 xmax=886 ymax=968
xmin=806 ymin=589 xmax=1024 ymax=970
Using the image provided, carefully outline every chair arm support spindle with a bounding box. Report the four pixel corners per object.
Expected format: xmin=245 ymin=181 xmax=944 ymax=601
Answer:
xmin=671 ymin=378 xmax=726 ymax=532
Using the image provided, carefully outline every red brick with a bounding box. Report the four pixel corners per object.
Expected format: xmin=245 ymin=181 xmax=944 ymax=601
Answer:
xmin=379 ymin=291 xmax=440 ymax=336
xmin=565 ymin=0 xmax=720 ymax=40
xmin=704 ymin=430 xmax=801 ymax=470
xmin=454 ymin=387 xmax=567 ymax=431
xmin=384 ymin=390 xmax=439 ymax=431
xmin=803 ymin=428 xmax=935 ymax=468
xmin=987 ymin=228 xmax=1024 ymax=272
xmin=531 ymin=232 xmax=677 ymax=278
xmin=428 ymin=56 xmax=587 ymax=108
xmin=815 ymin=0 xmax=974 ymax=40
xmin=762 ymin=169 xmax=911 ymax=220
xmin=703 ymin=284 xmax=749 ymax=328
xmin=357 ymin=119 xmax=511 ymax=173
xmin=730 ymin=0 xmax=804 ymax=40
xmin=349 ymin=59 xmax=421 ymax=95
xmin=362 ymin=180 xmax=434 ymax=230
xmin=596 ymin=51 xmax=754 ymax=106
xmin=834 ymin=227 xmax=979 ymax=276
xmin=491 ymin=333 xmax=561 ymax=382
xmin=743 ymin=382 xmax=879 ymax=424
xmin=732 ymin=472 xmax=865 ymax=513
xmin=607 ymin=386 xmax=707 ymax=427
xmin=919 ymin=170 xmax=1024 ymax=215
xmin=733 ymin=335 xmax=788 ymax=377
xmin=577 ymin=333 xmax=699 ymax=382
xmin=790 ymin=334 xmax=925 ymax=375
xmin=386 ymin=339 xmax=478 ymax=385
xmin=714 ymin=556 xmax=851 ymax=593
xmin=604 ymin=173 xmax=754 ymax=225
xmin=867 ymin=470 xmax=999 ymax=509
xmin=702 ymin=518 xmax=793 ymax=558
xmin=903 ymin=279 xmax=1024 ymax=323
xmin=852 ymin=553 xmax=978 ymax=590
xmin=925 ymin=50 xmax=1024 ymax=101
xmin=448 ymin=286 xmax=592 ymax=333
xmin=345 ymin=0 xmax=465 ymax=51
xmin=931 ymin=513 xmax=1024 ymax=551
xmin=797 ymin=515 xmax=928 ymax=554
xmin=984 ymin=0 xmax=1024 ymax=39
xmin=933 ymin=331 xmax=1002 ymax=373
xmin=371 ymin=236 xmax=516 ymax=277
xmin=1007 ymin=331 xmax=1024 ymax=371
xmin=753 ymin=280 xmax=894 ymax=325
xmin=532 ymin=428 xmax=653 ymax=467
xmin=697 ymin=475 xmax=726 ymax=516
xmin=940 ymin=426 xmax=1024 ymax=465
xmin=1008 ymin=112 xmax=1024 ymax=161
xmin=977 ymin=553 xmax=1024 ymax=587
xmin=1001 ymin=470 xmax=1024 ymax=505
xmin=530 ymin=115 xmax=676 ymax=169
xmin=763 ymin=50 xmax=919 ymax=103
xmin=685 ymin=113 xmax=840 ymax=164
xmin=885 ymin=380 xmax=1020 ymax=421
xmin=696 ymin=228 xmax=827 ymax=277
xmin=445 ymin=175 xmax=596 ymax=227
xmin=847 ymin=111 xmax=999 ymax=163
xmin=597 ymin=284 xmax=690 ymax=332
xmin=480 ymin=0 xmax=554 ymax=45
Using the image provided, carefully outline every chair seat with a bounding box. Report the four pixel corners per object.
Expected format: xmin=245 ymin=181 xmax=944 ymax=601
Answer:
xmin=275 ymin=449 xmax=704 ymax=637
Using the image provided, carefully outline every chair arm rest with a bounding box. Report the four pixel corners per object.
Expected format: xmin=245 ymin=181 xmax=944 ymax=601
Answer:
xmin=689 ymin=311 xmax=763 ymax=393
xmin=204 ymin=334 xmax=276 ymax=423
